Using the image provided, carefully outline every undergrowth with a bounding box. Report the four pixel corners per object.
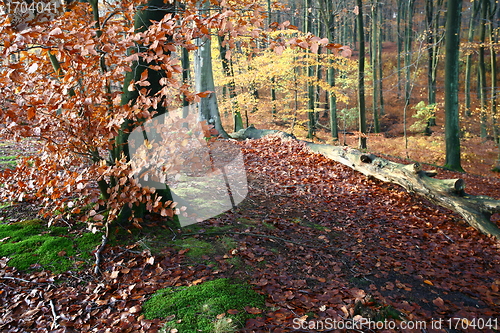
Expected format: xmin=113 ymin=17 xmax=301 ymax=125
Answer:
xmin=143 ymin=278 xmax=266 ymax=333
xmin=0 ymin=219 xmax=102 ymax=273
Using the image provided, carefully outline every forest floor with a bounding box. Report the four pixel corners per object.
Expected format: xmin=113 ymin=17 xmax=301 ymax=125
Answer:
xmin=0 ymin=135 xmax=500 ymax=332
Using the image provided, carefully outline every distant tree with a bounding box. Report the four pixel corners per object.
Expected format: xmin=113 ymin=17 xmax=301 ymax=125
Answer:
xmin=195 ymin=0 xmax=228 ymax=138
xmin=305 ymin=0 xmax=316 ymax=139
xmin=425 ymin=0 xmax=445 ymax=128
xmin=464 ymin=0 xmax=480 ymax=117
xmin=356 ymin=0 xmax=367 ymax=149
xmin=317 ymin=0 xmax=342 ymax=140
xmin=444 ymin=0 xmax=464 ymax=172
xmin=371 ymin=0 xmax=381 ymax=133
xmin=478 ymin=0 xmax=489 ymax=138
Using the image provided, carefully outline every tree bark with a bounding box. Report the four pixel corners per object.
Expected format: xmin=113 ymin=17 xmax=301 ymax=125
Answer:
xmin=356 ymin=0 xmax=367 ymax=149
xmin=194 ymin=0 xmax=228 ymax=138
xmin=444 ymin=0 xmax=464 ymax=172
xmin=115 ymin=0 xmax=178 ymax=224
xmin=306 ymin=143 xmax=500 ymax=239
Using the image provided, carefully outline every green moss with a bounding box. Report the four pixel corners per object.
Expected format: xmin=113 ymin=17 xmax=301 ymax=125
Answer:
xmin=0 ymin=155 xmax=17 ymax=169
xmin=0 ymin=222 xmax=101 ymax=273
xmin=12 ymin=218 xmax=43 ymax=226
xmin=236 ymin=217 xmax=257 ymax=225
xmin=173 ymin=237 xmax=215 ymax=258
xmin=143 ymin=278 xmax=266 ymax=332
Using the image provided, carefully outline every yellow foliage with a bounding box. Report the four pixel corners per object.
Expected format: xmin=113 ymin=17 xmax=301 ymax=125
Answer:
xmin=212 ymin=31 xmax=356 ymax=125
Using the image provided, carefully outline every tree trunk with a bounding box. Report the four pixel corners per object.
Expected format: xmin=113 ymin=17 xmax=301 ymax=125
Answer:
xmin=404 ymin=0 xmax=414 ymax=107
xmin=376 ymin=0 xmax=384 ymax=117
xmin=464 ymin=0 xmax=479 ymax=117
xmin=356 ymin=0 xmax=367 ymax=149
xmin=267 ymin=0 xmax=277 ymax=119
xmin=444 ymin=0 xmax=464 ymax=172
xmin=328 ymin=58 xmax=338 ymax=140
xmin=488 ymin=3 xmax=498 ymax=143
xmin=371 ymin=0 xmax=380 ymax=133
xmin=115 ymin=0 xmax=177 ymax=223
xmin=218 ymin=34 xmax=243 ymax=131
xmin=194 ymin=1 xmax=228 ymax=138
xmin=317 ymin=0 xmax=339 ymax=140
xmin=182 ymin=46 xmax=191 ymax=116
xmin=396 ymin=1 xmax=403 ymax=99
xmin=305 ymin=0 xmax=316 ymax=139
xmin=306 ymin=143 xmax=500 ymax=239
xmin=425 ymin=0 xmax=444 ymax=128
xmin=478 ymin=0 xmax=489 ymax=138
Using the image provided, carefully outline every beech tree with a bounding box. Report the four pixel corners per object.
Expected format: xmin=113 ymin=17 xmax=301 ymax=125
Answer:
xmin=0 ymin=0 xmax=333 ymax=235
xmin=444 ymin=0 xmax=464 ymax=172
xmin=0 ymin=0 xmax=264 ymax=232
xmin=355 ymin=0 xmax=367 ymax=149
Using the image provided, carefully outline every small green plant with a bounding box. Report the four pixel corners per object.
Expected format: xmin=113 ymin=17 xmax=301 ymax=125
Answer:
xmin=339 ymin=107 xmax=359 ymax=131
xmin=143 ymin=278 xmax=266 ymax=333
xmin=410 ymin=101 xmax=436 ymax=133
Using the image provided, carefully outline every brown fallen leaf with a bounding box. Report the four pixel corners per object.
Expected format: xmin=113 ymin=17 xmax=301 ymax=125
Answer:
xmin=129 ymin=305 xmax=141 ymax=314
xmin=245 ymin=306 xmax=262 ymax=314
xmin=432 ymin=297 xmax=444 ymax=307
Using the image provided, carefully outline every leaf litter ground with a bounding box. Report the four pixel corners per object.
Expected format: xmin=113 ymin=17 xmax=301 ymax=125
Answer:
xmin=1 ymin=136 xmax=499 ymax=332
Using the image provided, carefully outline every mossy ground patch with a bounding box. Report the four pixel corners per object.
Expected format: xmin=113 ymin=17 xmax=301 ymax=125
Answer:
xmin=0 ymin=220 xmax=102 ymax=273
xmin=143 ymin=278 xmax=266 ymax=333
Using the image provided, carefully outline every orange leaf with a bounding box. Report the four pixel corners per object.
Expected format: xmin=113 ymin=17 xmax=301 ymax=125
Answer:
xmin=27 ymin=108 xmax=35 ymax=120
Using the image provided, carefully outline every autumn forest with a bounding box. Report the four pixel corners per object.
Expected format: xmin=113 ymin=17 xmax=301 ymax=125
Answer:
xmin=0 ymin=0 xmax=500 ymax=331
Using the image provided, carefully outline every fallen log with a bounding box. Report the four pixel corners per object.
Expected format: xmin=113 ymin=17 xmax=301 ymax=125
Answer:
xmin=231 ymin=127 xmax=500 ymax=239
xmin=306 ymin=143 xmax=500 ymax=239
xmin=229 ymin=125 xmax=296 ymax=140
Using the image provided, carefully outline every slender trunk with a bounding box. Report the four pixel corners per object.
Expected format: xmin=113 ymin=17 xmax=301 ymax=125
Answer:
xmin=396 ymin=1 xmax=403 ymax=99
xmin=268 ymin=0 xmax=277 ymax=118
xmin=371 ymin=1 xmax=380 ymax=133
xmin=377 ymin=0 xmax=384 ymax=117
xmin=357 ymin=0 xmax=367 ymax=149
xmin=426 ymin=0 xmax=444 ymax=129
xmin=444 ymin=0 xmax=464 ymax=172
xmin=404 ymin=0 xmax=414 ymax=106
xmin=305 ymin=0 xmax=316 ymax=138
xmin=182 ymin=47 xmax=190 ymax=115
xmin=194 ymin=1 xmax=228 ymax=138
xmin=464 ymin=1 xmax=479 ymax=117
xmin=328 ymin=63 xmax=338 ymax=140
xmin=488 ymin=3 xmax=498 ymax=144
xmin=478 ymin=0 xmax=489 ymax=138
xmin=218 ymin=34 xmax=242 ymax=131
